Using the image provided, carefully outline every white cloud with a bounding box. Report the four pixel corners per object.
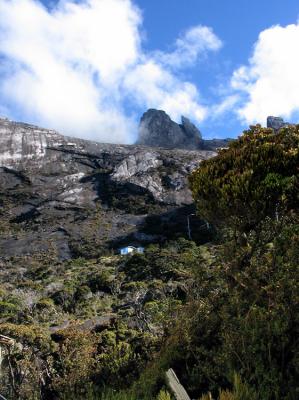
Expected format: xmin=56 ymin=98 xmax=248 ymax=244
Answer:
xmin=153 ymin=25 xmax=222 ymax=69
xmin=123 ymin=60 xmax=207 ymax=122
xmin=210 ymin=95 xmax=240 ymax=119
xmin=0 ymin=0 xmax=141 ymax=143
xmin=0 ymin=0 xmax=221 ymax=143
xmin=231 ymin=23 xmax=299 ymax=125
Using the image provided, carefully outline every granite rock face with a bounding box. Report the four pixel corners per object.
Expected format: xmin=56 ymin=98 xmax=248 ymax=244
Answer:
xmin=137 ymin=109 xmax=203 ymax=150
xmin=0 ymin=117 xmax=214 ymax=204
xmin=0 ymin=117 xmax=216 ymax=260
xmin=181 ymin=116 xmax=203 ymax=143
xmin=267 ymin=116 xmax=289 ymax=131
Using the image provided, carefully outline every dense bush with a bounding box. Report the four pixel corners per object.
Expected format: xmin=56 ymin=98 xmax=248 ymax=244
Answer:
xmin=189 ymin=124 xmax=299 ymax=233
xmin=152 ymin=125 xmax=299 ymax=399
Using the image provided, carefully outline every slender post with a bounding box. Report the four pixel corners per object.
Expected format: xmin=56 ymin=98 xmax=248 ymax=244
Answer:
xmin=166 ymin=368 xmax=191 ymax=400
xmin=275 ymin=203 xmax=279 ymax=222
xmin=187 ymin=214 xmax=195 ymax=240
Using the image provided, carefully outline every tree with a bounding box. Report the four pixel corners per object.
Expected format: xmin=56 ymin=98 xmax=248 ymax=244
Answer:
xmin=0 ymin=323 xmax=52 ymax=399
xmin=189 ymin=124 xmax=299 ymax=234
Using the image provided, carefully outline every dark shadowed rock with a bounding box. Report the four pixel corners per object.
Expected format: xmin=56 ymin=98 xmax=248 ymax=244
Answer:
xmin=181 ymin=116 xmax=202 ymax=142
xmin=78 ymin=314 xmax=117 ymax=332
xmin=137 ymin=109 xmax=232 ymax=151
xmin=137 ymin=109 xmax=203 ymax=150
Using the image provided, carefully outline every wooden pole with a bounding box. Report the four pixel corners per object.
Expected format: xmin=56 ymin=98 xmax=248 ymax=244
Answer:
xmin=166 ymin=368 xmax=191 ymax=400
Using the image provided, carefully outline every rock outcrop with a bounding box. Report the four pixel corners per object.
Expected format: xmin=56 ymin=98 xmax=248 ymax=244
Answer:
xmin=136 ymin=109 xmax=232 ymax=150
xmin=0 ymin=117 xmax=216 ymax=260
xmin=267 ymin=116 xmax=289 ymax=131
xmin=137 ymin=109 xmax=203 ymax=150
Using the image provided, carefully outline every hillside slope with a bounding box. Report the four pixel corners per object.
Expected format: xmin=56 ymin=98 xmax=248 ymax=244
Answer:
xmin=0 ymin=117 xmax=216 ymax=261
xmin=0 ymin=117 xmax=219 ymax=399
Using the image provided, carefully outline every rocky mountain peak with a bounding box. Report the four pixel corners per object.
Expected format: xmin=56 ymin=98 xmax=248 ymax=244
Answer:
xmin=181 ymin=116 xmax=202 ymax=141
xmin=267 ymin=116 xmax=289 ymax=131
xmin=137 ymin=109 xmax=203 ymax=150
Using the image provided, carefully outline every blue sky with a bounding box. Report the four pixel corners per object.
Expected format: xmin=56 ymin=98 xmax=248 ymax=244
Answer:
xmin=137 ymin=0 xmax=299 ymax=137
xmin=1 ymin=0 xmax=299 ymax=142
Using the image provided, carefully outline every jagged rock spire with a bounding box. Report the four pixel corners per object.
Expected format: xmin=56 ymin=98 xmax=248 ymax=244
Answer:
xmin=137 ymin=109 xmax=203 ymax=150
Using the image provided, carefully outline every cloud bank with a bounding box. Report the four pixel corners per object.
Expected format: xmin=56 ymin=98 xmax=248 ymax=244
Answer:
xmin=0 ymin=0 xmax=221 ymax=142
xmin=232 ymin=22 xmax=299 ymax=125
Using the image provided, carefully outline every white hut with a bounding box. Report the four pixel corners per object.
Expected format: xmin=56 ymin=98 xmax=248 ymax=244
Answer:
xmin=119 ymin=246 xmax=144 ymax=255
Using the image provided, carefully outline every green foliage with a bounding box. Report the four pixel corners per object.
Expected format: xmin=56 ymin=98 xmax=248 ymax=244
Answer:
xmin=99 ymin=389 xmax=147 ymax=400
xmin=0 ymin=300 xmax=20 ymax=318
xmin=129 ymin=127 xmax=299 ymax=400
xmin=199 ymin=373 xmax=258 ymax=400
xmin=0 ymin=323 xmax=53 ymax=399
xmin=137 ymin=220 xmax=298 ymax=399
xmin=189 ymin=124 xmax=299 ymax=232
xmin=122 ymin=239 xmax=200 ymax=282
xmin=50 ymin=328 xmax=98 ymax=397
xmin=88 ymin=270 xmax=114 ymax=293
xmin=156 ymin=389 xmax=172 ymax=400
xmin=162 ymin=125 xmax=299 ymax=399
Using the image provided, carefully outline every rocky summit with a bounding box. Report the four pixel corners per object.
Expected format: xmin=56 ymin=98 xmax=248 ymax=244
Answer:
xmin=267 ymin=116 xmax=289 ymax=130
xmin=0 ymin=117 xmax=216 ymax=262
xmin=137 ymin=108 xmax=231 ymax=150
xmin=137 ymin=109 xmax=203 ymax=150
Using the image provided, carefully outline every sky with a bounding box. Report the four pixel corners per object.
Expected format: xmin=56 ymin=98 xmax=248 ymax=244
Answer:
xmin=1 ymin=0 xmax=299 ymax=143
